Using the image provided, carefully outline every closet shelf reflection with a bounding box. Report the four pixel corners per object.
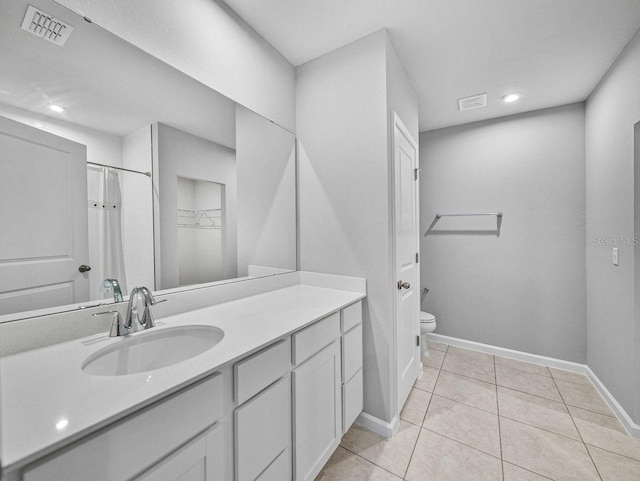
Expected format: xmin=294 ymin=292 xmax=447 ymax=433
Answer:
xmin=177 ymin=208 xmax=222 ymax=230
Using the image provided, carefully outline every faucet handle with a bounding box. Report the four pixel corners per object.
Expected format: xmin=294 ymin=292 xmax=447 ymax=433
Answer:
xmin=93 ymin=310 xmax=129 ymax=337
xmin=137 ymin=287 xmax=166 ymax=329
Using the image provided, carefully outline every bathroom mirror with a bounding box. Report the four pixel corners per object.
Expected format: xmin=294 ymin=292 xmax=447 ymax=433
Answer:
xmin=0 ymin=0 xmax=297 ymax=318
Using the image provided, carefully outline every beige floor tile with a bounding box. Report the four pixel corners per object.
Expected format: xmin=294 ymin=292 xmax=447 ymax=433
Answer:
xmin=555 ymin=379 xmax=614 ymax=416
xmin=497 ymin=386 xmax=580 ymax=440
xmin=340 ymin=421 xmax=420 ymax=477
xmin=587 ymin=445 xmax=640 ymax=481
xmin=503 ymin=462 xmax=553 ymax=480
xmin=427 ymin=339 xmax=448 ymax=352
xmin=400 ymin=388 xmax=432 ymax=426
xmin=434 ymin=370 xmax=498 ymax=413
xmin=316 ymin=446 xmax=402 ymax=480
xmin=495 ymin=364 xmax=562 ymax=402
xmin=442 ymin=351 xmax=496 ymax=383
xmin=495 ymin=356 xmax=550 ymax=377
xmin=549 ymin=367 xmax=591 ymax=386
xmin=569 ymin=405 xmax=640 ymax=461
xmin=500 ymin=417 xmax=600 ymax=481
xmin=422 ymin=348 xmax=445 ymax=368
xmin=424 ymin=394 xmax=501 ymax=457
xmin=414 ymin=366 xmax=439 ymax=393
xmin=448 ymin=346 xmax=494 ymax=364
xmin=405 ymin=429 xmax=502 ymax=481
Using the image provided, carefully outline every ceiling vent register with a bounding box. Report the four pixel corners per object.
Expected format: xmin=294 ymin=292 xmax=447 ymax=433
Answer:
xmin=21 ymin=5 xmax=74 ymax=47
xmin=458 ymin=93 xmax=487 ymax=111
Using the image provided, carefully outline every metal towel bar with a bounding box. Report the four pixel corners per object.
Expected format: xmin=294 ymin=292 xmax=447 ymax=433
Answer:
xmin=435 ymin=212 xmax=503 ymax=219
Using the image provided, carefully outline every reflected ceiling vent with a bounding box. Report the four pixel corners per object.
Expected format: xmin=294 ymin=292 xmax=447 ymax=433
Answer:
xmin=21 ymin=5 xmax=74 ymax=47
xmin=458 ymin=93 xmax=487 ymax=111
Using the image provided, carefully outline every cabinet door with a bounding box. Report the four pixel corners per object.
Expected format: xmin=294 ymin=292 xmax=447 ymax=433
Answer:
xmin=293 ymin=341 xmax=342 ymax=481
xmin=235 ymin=376 xmax=291 ymax=481
xmin=136 ymin=423 xmax=223 ymax=481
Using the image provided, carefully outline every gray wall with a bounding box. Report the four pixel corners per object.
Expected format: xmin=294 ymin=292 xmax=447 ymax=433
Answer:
xmin=154 ymin=123 xmax=238 ymax=290
xmin=420 ymin=103 xmax=587 ymax=363
xmin=236 ymin=105 xmax=297 ymax=276
xmin=586 ymin=27 xmax=640 ymax=421
xmin=297 ymin=30 xmax=418 ymax=425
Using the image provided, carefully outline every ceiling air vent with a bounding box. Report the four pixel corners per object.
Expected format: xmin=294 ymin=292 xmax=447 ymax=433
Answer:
xmin=21 ymin=5 xmax=74 ymax=47
xmin=458 ymin=93 xmax=487 ymax=111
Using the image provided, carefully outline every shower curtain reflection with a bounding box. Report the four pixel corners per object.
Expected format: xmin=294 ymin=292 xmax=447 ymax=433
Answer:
xmin=87 ymin=166 xmax=127 ymax=300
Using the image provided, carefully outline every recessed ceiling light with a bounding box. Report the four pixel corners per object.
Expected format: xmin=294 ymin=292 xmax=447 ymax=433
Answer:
xmin=503 ymin=93 xmax=521 ymax=103
xmin=49 ymin=104 xmax=65 ymax=113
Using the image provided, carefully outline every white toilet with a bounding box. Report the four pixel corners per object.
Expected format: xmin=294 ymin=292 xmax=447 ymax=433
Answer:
xmin=420 ymin=311 xmax=436 ymax=358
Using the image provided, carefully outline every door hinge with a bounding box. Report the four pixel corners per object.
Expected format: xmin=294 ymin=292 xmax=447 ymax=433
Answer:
xmin=416 ymin=335 xmax=420 ymax=346
xmin=416 ymin=252 xmax=419 ymax=263
xmin=413 ymin=168 xmax=418 ymax=180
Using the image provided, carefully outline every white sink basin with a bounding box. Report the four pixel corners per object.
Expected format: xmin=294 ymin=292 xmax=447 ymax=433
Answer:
xmin=82 ymin=325 xmax=224 ymax=376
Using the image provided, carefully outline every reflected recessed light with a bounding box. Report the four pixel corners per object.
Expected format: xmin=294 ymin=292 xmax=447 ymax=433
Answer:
xmin=503 ymin=93 xmax=521 ymax=103
xmin=49 ymin=104 xmax=65 ymax=113
xmin=56 ymin=419 xmax=69 ymax=430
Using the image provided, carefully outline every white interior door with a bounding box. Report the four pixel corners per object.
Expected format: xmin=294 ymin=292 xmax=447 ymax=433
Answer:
xmin=393 ymin=113 xmax=420 ymax=413
xmin=0 ymin=115 xmax=89 ymax=315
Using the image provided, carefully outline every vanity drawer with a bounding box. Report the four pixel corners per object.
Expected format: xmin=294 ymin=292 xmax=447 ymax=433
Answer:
xmin=235 ymin=375 xmax=291 ymax=481
xmin=342 ymin=323 xmax=363 ymax=382
xmin=234 ymin=338 xmax=291 ymax=405
xmin=342 ymin=368 xmax=363 ymax=434
xmin=341 ymin=301 xmax=362 ymax=333
xmin=293 ymin=312 xmax=340 ymax=365
xmin=24 ymin=373 xmax=224 ymax=481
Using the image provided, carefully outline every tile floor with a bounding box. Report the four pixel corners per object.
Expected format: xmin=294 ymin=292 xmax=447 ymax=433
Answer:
xmin=316 ymin=341 xmax=640 ymax=481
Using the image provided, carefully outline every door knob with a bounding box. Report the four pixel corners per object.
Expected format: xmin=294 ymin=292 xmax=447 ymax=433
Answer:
xmin=79 ymin=265 xmax=91 ymax=273
xmin=397 ymin=281 xmax=411 ymax=290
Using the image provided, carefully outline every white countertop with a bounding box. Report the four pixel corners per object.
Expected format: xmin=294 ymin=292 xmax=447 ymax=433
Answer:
xmin=0 ymin=283 xmax=364 ymax=471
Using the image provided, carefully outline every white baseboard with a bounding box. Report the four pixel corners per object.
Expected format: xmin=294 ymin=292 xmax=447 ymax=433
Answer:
xmin=426 ymin=333 xmax=640 ymax=439
xmin=585 ymin=366 xmax=640 ymax=439
xmin=356 ymin=411 xmax=399 ymax=438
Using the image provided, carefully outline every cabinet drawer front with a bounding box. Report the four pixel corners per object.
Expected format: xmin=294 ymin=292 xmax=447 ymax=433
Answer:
xmin=341 ymin=323 xmax=363 ymax=382
xmin=24 ymin=373 xmax=223 ymax=481
xmin=341 ymin=301 xmax=362 ymax=333
xmin=293 ymin=312 xmax=340 ymax=365
xmin=235 ymin=376 xmax=291 ymax=481
xmin=255 ymin=447 xmax=291 ymax=481
xmin=342 ymin=368 xmax=363 ymax=434
xmin=235 ymin=338 xmax=291 ymax=405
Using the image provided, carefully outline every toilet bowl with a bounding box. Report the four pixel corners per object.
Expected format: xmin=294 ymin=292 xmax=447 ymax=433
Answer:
xmin=420 ymin=311 xmax=436 ymax=358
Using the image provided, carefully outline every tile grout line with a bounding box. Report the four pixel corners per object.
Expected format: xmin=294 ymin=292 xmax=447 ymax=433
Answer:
xmin=494 ymin=355 xmax=505 ymax=481
xmin=503 ymin=461 xmax=556 ymax=481
xmin=421 ymin=426 xmax=502 ymax=460
xmin=583 ymin=441 xmax=640 ymax=464
xmin=403 ymin=360 xmax=445 ymax=479
xmin=338 ymin=445 xmax=404 ymax=480
xmin=549 ymin=372 xmax=604 ymax=481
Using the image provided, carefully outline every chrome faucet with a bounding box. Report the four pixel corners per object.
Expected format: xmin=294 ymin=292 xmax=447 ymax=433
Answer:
xmin=102 ymin=278 xmax=123 ymax=303
xmin=94 ymin=286 xmax=165 ymax=337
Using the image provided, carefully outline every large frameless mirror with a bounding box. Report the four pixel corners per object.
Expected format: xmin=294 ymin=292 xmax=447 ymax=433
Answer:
xmin=0 ymin=0 xmax=297 ymax=320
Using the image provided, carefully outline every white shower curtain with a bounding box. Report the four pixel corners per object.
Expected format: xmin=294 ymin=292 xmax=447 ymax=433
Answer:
xmin=87 ymin=166 xmax=127 ymax=300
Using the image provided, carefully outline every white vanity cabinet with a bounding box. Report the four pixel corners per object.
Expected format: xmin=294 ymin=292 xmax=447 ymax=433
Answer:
xmin=292 ymin=301 xmax=363 ymax=481
xmin=13 ymin=299 xmax=364 ymax=481
xmin=233 ymin=339 xmax=292 ymax=481
xmin=340 ymin=301 xmax=364 ymax=433
xmin=22 ymin=373 xmax=227 ymax=481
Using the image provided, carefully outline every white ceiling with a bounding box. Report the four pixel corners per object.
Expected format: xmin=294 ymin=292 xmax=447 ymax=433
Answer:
xmin=0 ymin=0 xmax=237 ymax=147
xmin=223 ymin=0 xmax=640 ymax=132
